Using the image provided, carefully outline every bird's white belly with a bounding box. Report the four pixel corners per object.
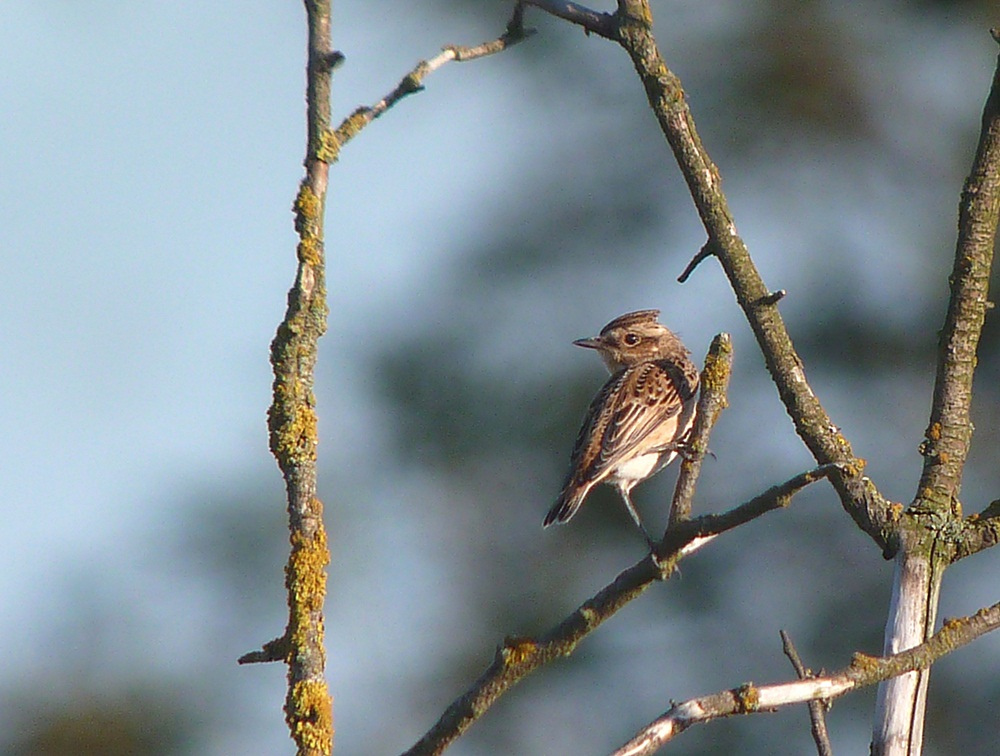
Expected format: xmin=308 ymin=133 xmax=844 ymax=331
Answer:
xmin=611 ymin=451 xmax=669 ymax=485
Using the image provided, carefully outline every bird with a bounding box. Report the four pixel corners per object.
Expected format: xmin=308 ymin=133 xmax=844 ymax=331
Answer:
xmin=544 ymin=309 xmax=699 ymax=545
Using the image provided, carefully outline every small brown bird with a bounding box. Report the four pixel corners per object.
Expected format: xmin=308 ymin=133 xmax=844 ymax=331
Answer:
xmin=544 ymin=310 xmax=699 ymax=544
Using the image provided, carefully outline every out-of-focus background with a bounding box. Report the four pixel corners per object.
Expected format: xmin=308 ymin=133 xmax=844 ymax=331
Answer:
xmin=2 ymin=1 xmax=999 ymax=754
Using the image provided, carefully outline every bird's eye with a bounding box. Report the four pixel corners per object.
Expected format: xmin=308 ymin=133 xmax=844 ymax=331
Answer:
xmin=623 ymin=333 xmax=640 ymax=346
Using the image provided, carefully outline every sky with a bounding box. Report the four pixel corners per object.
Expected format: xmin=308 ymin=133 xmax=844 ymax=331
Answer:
xmin=0 ymin=3 xmax=572 ymax=752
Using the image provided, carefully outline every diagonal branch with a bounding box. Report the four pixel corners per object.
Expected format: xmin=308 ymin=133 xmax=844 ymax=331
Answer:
xmin=916 ymin=30 xmax=1000 ymax=518
xmin=522 ymin=0 xmax=618 ymax=39
xmin=527 ymin=0 xmax=898 ymax=553
xmin=401 ymin=463 xmax=840 ymax=756
xmin=321 ymin=6 xmax=532 ymax=164
xmin=613 ymin=601 xmax=1000 ymax=755
xmin=523 ymin=0 xmax=900 ymax=554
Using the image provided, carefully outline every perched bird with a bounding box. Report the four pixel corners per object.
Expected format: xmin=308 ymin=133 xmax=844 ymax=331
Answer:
xmin=544 ymin=310 xmax=699 ymax=544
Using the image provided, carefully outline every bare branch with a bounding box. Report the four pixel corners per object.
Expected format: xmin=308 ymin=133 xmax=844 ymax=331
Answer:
xmin=666 ymin=332 xmax=733 ymax=528
xmin=676 ymin=241 xmax=716 ymax=283
xmin=780 ymin=631 xmax=833 ymax=756
xmin=322 ymin=7 xmax=532 ymax=163
xmin=522 ymin=0 xmax=618 ymax=39
xmin=403 ymin=463 xmax=837 ymax=755
xmin=661 ymin=464 xmax=845 ymax=557
xmin=954 ymin=500 xmax=1000 ymax=561
xmin=589 ymin=0 xmax=899 ymax=555
xmin=916 ymin=33 xmax=1000 ymax=517
xmin=613 ymin=601 xmax=1000 ymax=755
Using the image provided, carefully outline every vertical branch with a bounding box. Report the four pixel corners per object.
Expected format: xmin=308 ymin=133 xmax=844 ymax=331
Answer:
xmin=873 ymin=32 xmax=1000 ymax=756
xmin=667 ymin=332 xmax=733 ymax=528
xmin=272 ymin=3 xmax=334 ymax=753
xmin=240 ymin=2 xmax=335 ymax=755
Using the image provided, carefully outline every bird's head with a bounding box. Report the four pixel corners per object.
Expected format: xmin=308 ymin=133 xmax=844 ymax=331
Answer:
xmin=574 ymin=309 xmax=687 ymax=372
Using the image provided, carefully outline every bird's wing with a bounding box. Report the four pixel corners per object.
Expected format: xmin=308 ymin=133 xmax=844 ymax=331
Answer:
xmin=571 ymin=361 xmax=695 ymax=488
xmin=545 ymin=373 xmax=629 ymax=525
xmin=546 ymin=360 xmax=698 ymax=526
xmin=591 ymin=360 xmax=692 ymax=475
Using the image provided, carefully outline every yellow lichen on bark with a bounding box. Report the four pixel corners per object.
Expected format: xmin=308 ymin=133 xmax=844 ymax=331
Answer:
xmin=286 ymin=679 xmax=334 ymax=756
xmin=287 ymin=525 xmax=330 ymax=614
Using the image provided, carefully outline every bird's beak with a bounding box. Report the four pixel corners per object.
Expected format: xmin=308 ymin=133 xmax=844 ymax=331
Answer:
xmin=573 ymin=336 xmax=603 ymax=350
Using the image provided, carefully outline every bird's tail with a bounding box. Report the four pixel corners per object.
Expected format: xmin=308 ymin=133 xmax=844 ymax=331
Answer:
xmin=543 ymin=486 xmax=586 ymax=527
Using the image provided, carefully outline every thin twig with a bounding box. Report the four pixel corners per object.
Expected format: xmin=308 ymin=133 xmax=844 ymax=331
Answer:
xmin=757 ymin=289 xmax=787 ymax=306
xmin=522 ymin=0 xmax=618 ymax=39
xmin=322 ymin=6 xmax=532 ymax=163
xmin=402 ymin=465 xmax=838 ymax=755
xmin=676 ymin=241 xmax=717 ymax=283
xmin=612 ymin=601 xmax=1000 ymax=755
xmin=662 ymin=464 xmax=845 ymax=555
xmin=666 ymin=333 xmax=732 ymax=528
xmin=781 ymin=630 xmax=833 ymax=756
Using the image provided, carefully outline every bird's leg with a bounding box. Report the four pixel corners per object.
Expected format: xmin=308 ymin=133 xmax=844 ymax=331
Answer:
xmin=661 ymin=439 xmax=714 ymax=464
xmin=619 ymin=489 xmax=657 ymax=550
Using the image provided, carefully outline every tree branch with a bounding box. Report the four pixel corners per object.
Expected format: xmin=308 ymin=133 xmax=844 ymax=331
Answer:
xmin=666 ymin=333 xmax=733 ymax=528
xmin=239 ymin=3 xmax=334 ymax=755
xmin=586 ymin=0 xmax=899 ymax=556
xmin=780 ymin=630 xmax=833 ymax=756
xmin=402 ymin=463 xmax=839 ymax=756
xmin=954 ymin=499 xmax=1000 ymax=561
xmin=613 ymin=601 xmax=1000 ymax=755
xmin=522 ymin=0 xmax=618 ymax=39
xmin=321 ymin=6 xmax=532 ymax=164
xmin=915 ymin=30 xmax=1000 ymax=518
xmin=525 ymin=0 xmax=902 ymax=553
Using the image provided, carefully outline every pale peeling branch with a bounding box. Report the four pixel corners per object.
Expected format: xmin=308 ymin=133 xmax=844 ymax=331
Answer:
xmin=613 ymin=601 xmax=1000 ymax=755
xmin=322 ymin=6 xmax=532 ymax=163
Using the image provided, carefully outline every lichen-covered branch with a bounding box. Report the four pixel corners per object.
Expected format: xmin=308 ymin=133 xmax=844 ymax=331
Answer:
xmin=320 ymin=6 xmax=531 ymax=164
xmin=238 ymin=3 xmax=334 ymax=755
xmin=667 ymin=332 xmax=732 ymax=527
xmin=613 ymin=601 xmax=1000 ymax=755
